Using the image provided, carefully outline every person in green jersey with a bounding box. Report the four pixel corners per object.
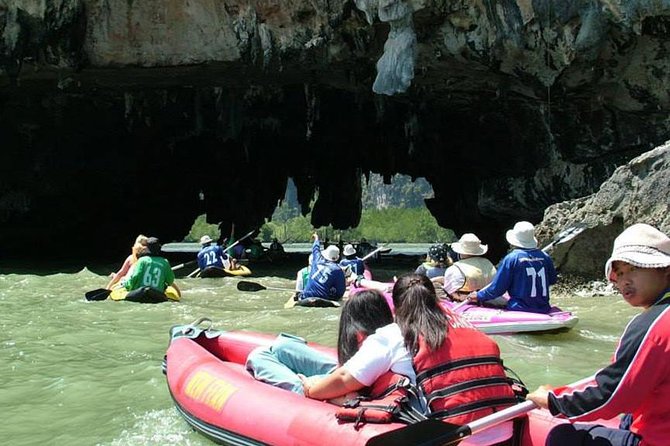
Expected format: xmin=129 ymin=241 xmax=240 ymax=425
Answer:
xmin=124 ymin=237 xmax=181 ymax=298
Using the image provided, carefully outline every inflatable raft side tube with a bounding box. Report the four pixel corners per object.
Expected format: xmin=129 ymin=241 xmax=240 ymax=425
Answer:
xmin=169 ymin=390 xmax=268 ymax=446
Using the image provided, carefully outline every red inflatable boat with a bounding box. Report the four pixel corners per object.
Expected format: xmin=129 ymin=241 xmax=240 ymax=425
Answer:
xmin=163 ymin=319 xmax=618 ymax=446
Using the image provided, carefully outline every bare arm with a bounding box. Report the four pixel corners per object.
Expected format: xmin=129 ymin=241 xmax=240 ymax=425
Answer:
xmin=301 ymin=367 xmax=365 ymax=401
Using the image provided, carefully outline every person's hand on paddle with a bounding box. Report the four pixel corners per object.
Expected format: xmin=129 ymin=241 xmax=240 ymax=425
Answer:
xmin=526 ymin=385 xmax=553 ymax=409
xmin=450 ymin=292 xmax=469 ymax=302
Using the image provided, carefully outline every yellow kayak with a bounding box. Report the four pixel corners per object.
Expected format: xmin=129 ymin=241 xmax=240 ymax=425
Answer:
xmin=110 ymin=286 xmax=180 ymax=303
xmin=199 ymin=265 xmax=252 ymax=278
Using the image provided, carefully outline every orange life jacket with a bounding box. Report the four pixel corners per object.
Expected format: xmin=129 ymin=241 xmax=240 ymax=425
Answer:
xmin=412 ymin=311 xmax=518 ymax=424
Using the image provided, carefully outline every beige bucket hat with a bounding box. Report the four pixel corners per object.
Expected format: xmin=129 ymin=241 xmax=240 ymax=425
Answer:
xmin=451 ymin=233 xmax=488 ymax=256
xmin=605 ymin=223 xmax=670 ymax=280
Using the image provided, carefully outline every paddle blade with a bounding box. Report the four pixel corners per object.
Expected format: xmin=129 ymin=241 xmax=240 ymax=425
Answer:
xmin=542 ymin=223 xmax=588 ymax=252
xmin=237 ymin=281 xmax=267 ymax=292
xmin=85 ymin=288 xmax=112 ymax=301
xmin=284 ymin=295 xmax=298 ymax=309
xmin=553 ymin=223 xmax=587 ymax=244
xmin=366 ymin=419 xmax=467 ymax=446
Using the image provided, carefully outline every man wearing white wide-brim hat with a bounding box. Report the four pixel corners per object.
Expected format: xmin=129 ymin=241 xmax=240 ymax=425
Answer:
xmin=301 ymin=233 xmax=346 ymax=301
xmin=443 ymin=233 xmax=497 ymax=301
xmin=468 ymin=221 xmax=557 ymax=314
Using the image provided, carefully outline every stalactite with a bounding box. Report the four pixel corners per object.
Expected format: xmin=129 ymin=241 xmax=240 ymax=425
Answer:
xmin=354 ymin=0 xmax=417 ymax=95
xmin=304 ymin=83 xmax=320 ymax=140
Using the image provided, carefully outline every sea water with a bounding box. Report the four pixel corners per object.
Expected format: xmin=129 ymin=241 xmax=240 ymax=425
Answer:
xmin=0 ymin=260 xmax=636 ymax=446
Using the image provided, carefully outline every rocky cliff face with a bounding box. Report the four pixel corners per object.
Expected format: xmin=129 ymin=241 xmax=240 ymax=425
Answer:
xmin=537 ymin=141 xmax=670 ymax=279
xmin=1 ymin=1 xmax=669 ymax=260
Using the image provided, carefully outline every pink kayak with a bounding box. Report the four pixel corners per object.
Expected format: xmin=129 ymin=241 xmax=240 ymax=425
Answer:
xmin=350 ymin=282 xmax=578 ymax=335
xmin=440 ymin=300 xmax=579 ymax=335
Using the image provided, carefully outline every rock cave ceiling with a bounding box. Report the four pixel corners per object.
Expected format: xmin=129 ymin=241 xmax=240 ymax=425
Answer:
xmin=1 ymin=0 xmax=669 ymax=260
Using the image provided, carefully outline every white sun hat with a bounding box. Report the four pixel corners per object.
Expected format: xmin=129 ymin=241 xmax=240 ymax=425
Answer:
xmin=451 ymin=233 xmax=488 ymax=256
xmin=322 ymin=245 xmax=340 ymax=262
xmin=605 ymin=223 xmax=670 ymax=280
xmin=200 ymin=235 xmax=214 ymax=245
xmin=506 ymin=221 xmax=538 ymax=249
xmin=343 ymin=244 xmax=356 ymax=256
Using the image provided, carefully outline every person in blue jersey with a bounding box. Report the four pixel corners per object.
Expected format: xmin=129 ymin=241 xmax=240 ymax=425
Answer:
xmin=465 ymin=221 xmax=557 ymax=313
xmin=300 ymin=233 xmax=346 ymax=301
xmin=339 ymin=244 xmax=365 ymax=277
xmin=196 ymin=235 xmax=237 ymax=271
xmin=527 ymin=223 xmax=670 ymax=446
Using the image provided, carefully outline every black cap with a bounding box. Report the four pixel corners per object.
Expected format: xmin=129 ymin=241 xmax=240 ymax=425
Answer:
xmin=146 ymin=237 xmax=161 ymax=255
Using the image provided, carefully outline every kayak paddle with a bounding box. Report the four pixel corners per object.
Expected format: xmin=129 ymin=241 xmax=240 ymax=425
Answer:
xmin=360 ymin=245 xmax=389 ymax=262
xmin=236 ymin=280 xmax=296 ymax=293
xmin=365 ymin=377 xmax=592 ymax=446
xmin=171 ymin=259 xmax=197 ymax=271
xmin=236 ymin=280 xmax=299 ymax=308
xmin=85 ymin=288 xmax=112 ymax=301
xmin=366 ymin=401 xmax=536 ymax=446
xmin=543 ymin=222 xmax=587 ymax=252
xmin=236 ymin=281 xmax=340 ymax=309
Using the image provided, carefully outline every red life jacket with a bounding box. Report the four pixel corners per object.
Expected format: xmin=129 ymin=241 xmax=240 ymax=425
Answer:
xmin=413 ymin=311 xmax=518 ymax=425
xmin=335 ymin=372 xmax=416 ymax=428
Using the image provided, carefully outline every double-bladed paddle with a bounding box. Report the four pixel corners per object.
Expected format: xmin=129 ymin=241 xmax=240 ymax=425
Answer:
xmin=237 ymin=280 xmax=300 ymax=309
xmin=85 ymin=259 xmax=197 ymax=301
xmin=236 ymin=281 xmax=341 ymax=309
xmin=85 ymin=288 xmax=113 ymax=301
xmin=236 ymin=280 xmax=295 ymax=293
xmin=542 ymin=222 xmax=587 ymax=252
xmin=360 ymin=244 xmax=389 ymax=262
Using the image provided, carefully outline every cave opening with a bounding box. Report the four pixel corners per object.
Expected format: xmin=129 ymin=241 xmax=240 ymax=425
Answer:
xmin=0 ymin=77 xmax=660 ymax=263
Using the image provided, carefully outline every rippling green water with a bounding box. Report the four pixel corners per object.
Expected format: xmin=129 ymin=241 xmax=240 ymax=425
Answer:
xmin=0 ymin=261 xmax=637 ymax=446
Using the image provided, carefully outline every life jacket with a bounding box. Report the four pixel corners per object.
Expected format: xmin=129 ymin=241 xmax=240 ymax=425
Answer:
xmin=413 ymin=311 xmax=518 ymax=425
xmin=453 ymin=257 xmax=496 ymax=292
xmin=335 ymin=372 xmax=421 ymax=429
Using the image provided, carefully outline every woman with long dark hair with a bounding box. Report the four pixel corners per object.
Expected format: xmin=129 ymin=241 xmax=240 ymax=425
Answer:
xmin=303 ymin=273 xmax=516 ymax=427
xmin=389 ymin=274 xmax=517 ymax=425
xmin=246 ymin=290 xmax=394 ymax=396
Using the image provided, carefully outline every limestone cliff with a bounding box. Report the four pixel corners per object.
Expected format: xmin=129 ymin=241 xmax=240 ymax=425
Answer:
xmin=1 ymin=1 xmax=669 ymax=261
xmin=537 ymin=141 xmax=670 ymax=279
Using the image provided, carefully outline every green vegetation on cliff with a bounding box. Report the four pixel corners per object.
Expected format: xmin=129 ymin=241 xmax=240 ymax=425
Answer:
xmin=188 ymin=207 xmax=454 ymax=244
xmin=187 ymin=174 xmax=453 ymax=243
